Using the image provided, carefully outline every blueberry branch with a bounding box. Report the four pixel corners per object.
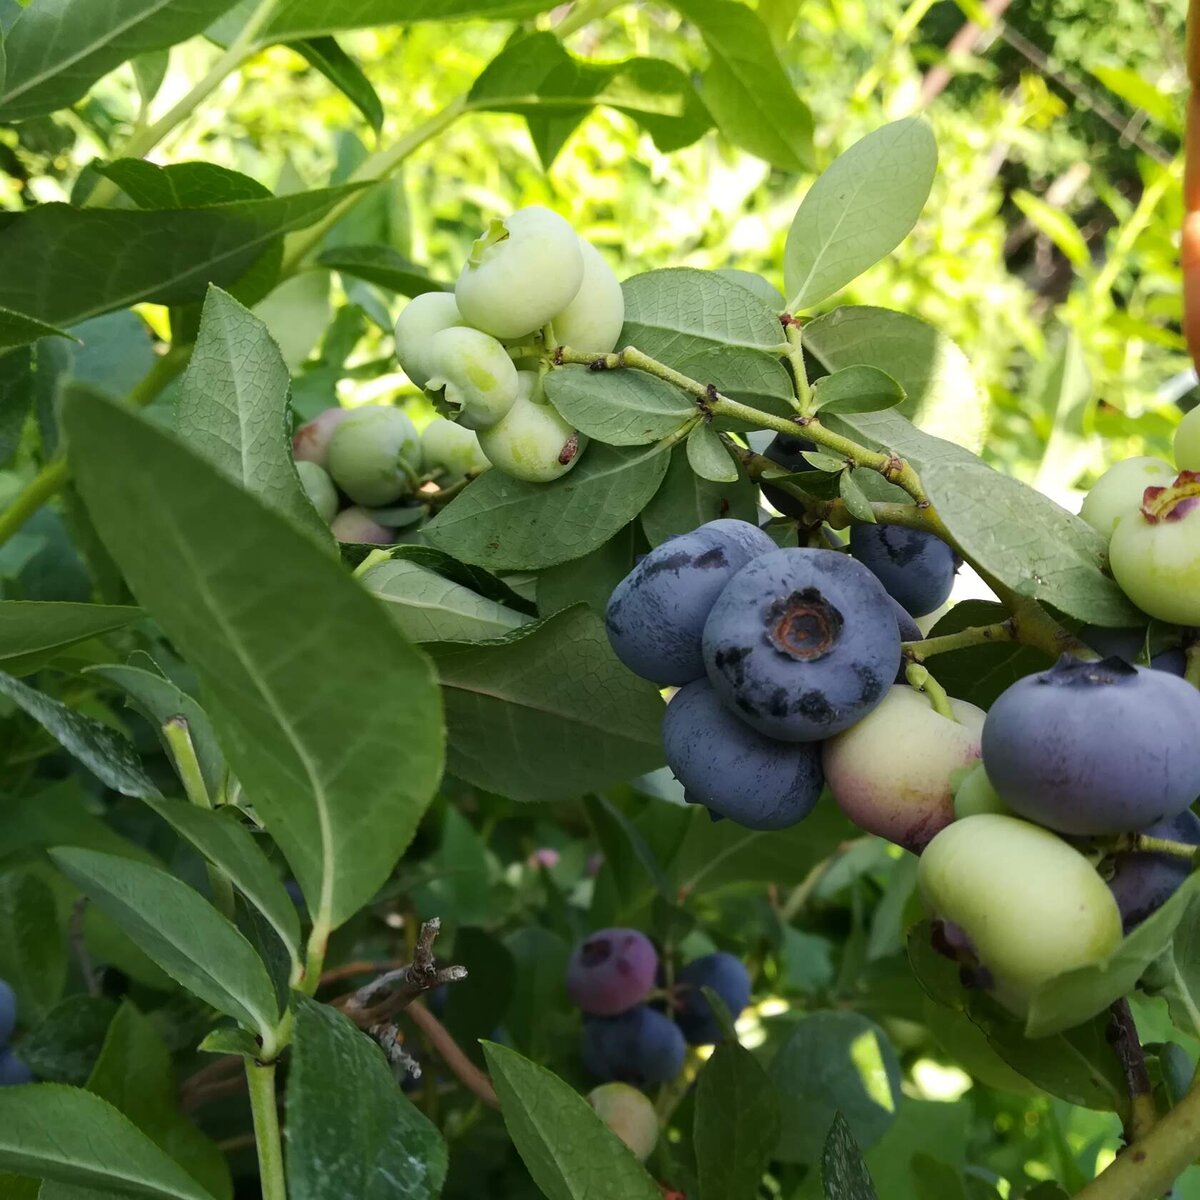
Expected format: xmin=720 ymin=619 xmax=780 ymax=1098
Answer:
xmin=1109 ymin=999 xmax=1158 ymax=1145
xmin=902 ymin=621 xmax=1018 ymax=661
xmin=781 ymin=318 xmax=812 ymax=414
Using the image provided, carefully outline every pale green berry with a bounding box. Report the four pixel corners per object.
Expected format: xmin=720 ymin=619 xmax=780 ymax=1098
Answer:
xmin=478 ymin=373 xmax=586 ymax=483
xmin=586 ymin=1083 xmax=658 ymax=1162
xmin=420 ymin=418 xmax=490 ymax=480
xmin=326 ymin=406 xmax=421 ymax=507
xmin=1175 ymin=406 xmax=1200 ymax=471
xmin=295 ymin=461 xmax=338 ymax=523
xmin=292 ymin=407 xmax=350 ymax=468
xmin=394 ymin=292 xmax=464 ymax=389
xmin=952 ymin=761 xmax=1010 ymax=819
xmin=330 ymin=506 xmax=392 ymax=544
xmin=1079 ymin=457 xmax=1176 ymax=539
xmin=426 ymin=327 xmax=519 ymax=430
xmin=551 ymin=238 xmax=624 ymax=353
xmin=455 ymin=206 xmax=584 ymax=340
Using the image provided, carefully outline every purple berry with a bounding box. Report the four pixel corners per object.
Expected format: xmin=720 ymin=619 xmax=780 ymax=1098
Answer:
xmin=582 ymin=1006 xmax=685 ymax=1085
xmin=0 ymin=1049 xmax=32 ymax=1086
xmin=1107 ymin=810 xmax=1200 ymax=931
xmin=849 ymin=524 xmax=957 ymax=618
xmin=675 ymin=953 xmax=751 ymax=1045
xmin=566 ymin=929 xmax=658 ymax=1016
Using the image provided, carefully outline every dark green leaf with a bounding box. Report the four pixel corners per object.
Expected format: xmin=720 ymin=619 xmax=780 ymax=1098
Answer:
xmin=695 ymin=1043 xmax=781 ymax=1200
xmin=0 ymin=0 xmax=242 ymax=121
xmin=287 ymin=996 xmax=448 ymax=1200
xmin=641 ymin=444 xmax=758 ymax=545
xmin=95 ymin=160 xmax=271 ymax=208
xmin=0 ymin=307 xmax=75 ymax=352
xmin=427 ymin=606 xmax=664 ymax=801
xmin=537 ymin=522 xmax=643 ymax=618
xmin=838 ymin=471 xmax=875 ymax=524
xmin=543 ymin=365 xmax=693 ymax=445
xmin=671 ymin=0 xmax=813 ymax=171
xmin=131 ymin=48 xmax=170 ymax=107
xmin=19 ymin=996 xmax=118 ymax=1086
xmin=822 ymin=1112 xmax=879 ymax=1200
xmin=503 ymin=927 xmax=569 ymax=1059
xmin=482 ymin=1041 xmax=661 ymax=1200
xmin=64 ymin=387 xmax=444 ymax=932
xmin=0 ymin=871 xmax=66 ymax=1025
xmin=373 ymin=544 xmax=537 ymax=615
xmin=0 ymin=602 xmax=138 ymax=676
xmin=442 ymin=927 xmax=515 ymax=1064
xmin=812 ymin=366 xmax=905 ymax=415
xmin=687 ymin=422 xmax=737 ymax=482
xmin=0 ymin=347 xmax=33 ymax=468
xmin=0 ymin=671 xmax=158 ymax=798
xmin=50 ymin=848 xmax=281 ymax=1049
xmin=784 ymin=120 xmax=937 ymax=311
xmin=317 ymin=246 xmax=447 ymax=295
xmin=294 ymin=36 xmax=383 ymax=132
xmin=427 ymin=442 xmax=670 ymax=571
xmin=0 ymin=1084 xmax=218 ymax=1199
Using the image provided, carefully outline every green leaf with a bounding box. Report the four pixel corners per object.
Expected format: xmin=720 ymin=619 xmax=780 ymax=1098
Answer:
xmin=374 ymin=544 xmax=537 ymax=615
xmin=838 ymin=471 xmax=875 ymax=524
xmin=86 ymin=660 xmax=226 ymax=801
xmin=317 ymin=246 xmax=447 ymax=295
xmin=131 ymin=48 xmax=170 ymax=108
xmin=0 ymin=1084 xmax=218 ymax=1199
xmin=714 ymin=268 xmax=784 ymax=309
xmin=441 ymin=927 xmax=516 ymax=1062
xmin=0 ymin=347 xmax=33 ymax=469
xmin=641 ymin=444 xmax=759 ymax=545
xmin=0 ymin=671 xmax=158 ymax=798
xmin=544 ymin=365 xmax=693 ymax=445
xmin=50 ymin=848 xmax=281 ymax=1048
xmin=64 ymin=387 xmax=443 ymax=932
xmin=1011 ymin=189 xmax=1090 ymax=270
xmin=95 ymin=160 xmax=271 ymax=208
xmin=784 ymin=119 xmax=937 ymax=311
xmin=0 ymin=186 xmax=362 ymax=332
xmin=363 ymin=558 xmax=531 ymax=642
xmin=695 ymin=1043 xmax=781 ymax=1200
xmin=537 ymin=522 xmax=643 ymax=618
xmin=0 ymin=307 xmax=75 ymax=352
xmin=811 ymin=366 xmax=905 ymax=415
xmin=294 ymin=36 xmax=383 ymax=132
xmin=287 ymin=997 xmax=447 ymax=1200
xmin=1090 ymin=65 xmax=1180 ymax=130
xmin=503 ymin=927 xmax=569 ymax=1058
xmin=687 ymin=422 xmax=737 ymax=482
xmin=0 ymin=0 xmax=242 ymax=121
xmin=141 ymin=799 xmax=302 ymax=975
xmin=0 ymin=871 xmax=66 ymax=1025
xmin=19 ymin=996 xmax=118 ymax=1086
xmin=427 ymin=606 xmax=665 ymax=801
xmin=823 ymin=1112 xmax=879 ymax=1200
xmin=671 ymin=0 xmax=813 ymax=171
xmin=1030 ymin=330 xmax=1093 ymax=494
xmin=482 ymin=1041 xmax=661 ymax=1200
xmin=803 ymin=306 xmax=985 ymax=449
xmin=0 ymin=601 xmax=138 ymax=676
xmin=85 ymin=1002 xmax=232 ymax=1200
xmin=426 ymin=442 xmax=670 ymax=571
xmin=769 ymin=1011 xmax=901 ymax=1164
xmin=177 ymin=286 xmax=327 ymax=541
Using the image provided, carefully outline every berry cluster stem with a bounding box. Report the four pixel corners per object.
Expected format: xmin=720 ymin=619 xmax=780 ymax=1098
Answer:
xmin=903 ymin=621 xmax=1017 ymax=662
xmin=245 ymin=1060 xmax=287 ymax=1200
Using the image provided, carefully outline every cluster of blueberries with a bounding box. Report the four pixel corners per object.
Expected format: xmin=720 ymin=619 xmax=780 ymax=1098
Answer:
xmin=0 ymin=980 xmax=32 ymax=1086
xmin=566 ymin=928 xmax=750 ymax=1086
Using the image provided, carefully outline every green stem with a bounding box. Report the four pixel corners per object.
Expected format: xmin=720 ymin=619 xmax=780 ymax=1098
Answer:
xmin=245 ymin=1061 xmax=286 ymax=1200
xmin=903 ymin=621 xmax=1017 ymax=662
xmin=1186 ymin=644 xmax=1200 ymax=689
xmin=162 ymin=719 xmax=236 ymax=919
xmin=87 ymin=0 xmax=286 ymax=207
xmin=783 ymin=321 xmax=812 ymax=413
xmin=905 ymin=663 xmax=956 ymax=720
xmin=299 ymin=919 xmax=331 ymax=996
xmin=280 ymin=96 xmax=468 ymax=275
xmin=1132 ymin=835 xmax=1200 ymax=862
xmin=552 ymin=0 xmax=621 ymax=37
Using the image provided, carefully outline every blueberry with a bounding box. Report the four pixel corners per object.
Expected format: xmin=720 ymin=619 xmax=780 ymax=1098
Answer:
xmin=581 ymin=1006 xmax=685 ymax=1085
xmin=701 ymin=547 xmax=901 ymax=741
xmin=849 ymin=524 xmax=957 ymax=617
xmin=1106 ymin=809 xmax=1200 ymax=932
xmin=0 ymin=980 xmax=13 ymax=1045
xmin=981 ymin=656 xmax=1200 ymax=835
xmin=1152 ymin=648 xmax=1188 ymax=678
xmin=674 ymin=953 xmax=751 ymax=1045
xmin=605 ymin=519 xmax=776 ymax=685
xmin=1079 ymin=624 xmax=1147 ymax=662
xmin=566 ymin=929 xmax=658 ymax=1016
xmin=761 ymin=433 xmax=816 ymax=520
xmin=0 ymin=1048 xmax=33 ymax=1086
xmin=662 ymin=679 xmax=823 ymax=830
xmin=889 ymin=597 xmax=921 ymax=683
xmin=586 ymin=1083 xmax=658 ymax=1161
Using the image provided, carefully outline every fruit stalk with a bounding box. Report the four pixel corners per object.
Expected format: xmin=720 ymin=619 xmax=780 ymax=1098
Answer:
xmin=904 ymin=663 xmax=957 ymax=721
xmin=902 ymin=621 xmax=1017 ymax=662
xmin=1130 ymin=835 xmax=1200 ymax=863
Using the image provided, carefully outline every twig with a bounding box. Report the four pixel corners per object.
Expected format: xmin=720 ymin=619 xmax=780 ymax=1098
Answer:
xmin=902 ymin=621 xmax=1018 ymax=662
xmin=1109 ymin=999 xmax=1157 ymax=1145
xmin=70 ymin=897 xmax=99 ymax=997
xmin=342 ymin=918 xmax=467 ymax=1023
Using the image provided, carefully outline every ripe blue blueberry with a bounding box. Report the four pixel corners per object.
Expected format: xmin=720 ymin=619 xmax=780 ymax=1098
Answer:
xmin=0 ymin=980 xmax=14 ymax=1044
xmin=702 ymin=548 xmax=901 ymax=742
xmin=981 ymin=656 xmax=1200 ymax=835
xmin=1152 ymin=647 xmax=1188 ymax=677
xmin=1106 ymin=809 xmax=1200 ymax=932
xmin=566 ymin=928 xmax=658 ymax=1016
xmin=605 ymin=519 xmax=776 ymax=686
xmin=675 ymin=953 xmax=751 ymax=1045
xmin=0 ymin=1049 xmax=32 ymax=1086
xmin=889 ymin=597 xmax=921 ymax=682
xmin=662 ymin=679 xmax=823 ymax=830
xmin=848 ymin=524 xmax=957 ymax=618
xmin=582 ymin=1006 xmax=686 ymax=1085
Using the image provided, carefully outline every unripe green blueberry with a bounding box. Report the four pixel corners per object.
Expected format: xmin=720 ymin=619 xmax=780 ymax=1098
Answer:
xmin=326 ymin=407 xmax=421 ymax=507
xmin=551 ymin=238 xmax=624 ymax=353
xmin=919 ymin=814 xmax=1122 ymax=1015
xmin=1079 ymin=457 xmax=1176 ymax=539
xmin=455 ymin=206 xmax=584 ymax=340
xmin=822 ymin=684 xmax=985 ymax=851
xmin=426 ymin=327 xmax=519 ymax=431
xmin=293 ymin=407 xmax=350 ymax=468
xmin=1109 ymin=473 xmax=1200 ymax=626
xmin=420 ymin=418 xmax=490 ymax=480
xmin=295 ymin=461 xmax=338 ymax=523
xmin=952 ymin=761 xmax=1010 ymax=819
xmin=586 ymin=1083 xmax=658 ymax=1162
xmin=330 ymin=506 xmax=393 ymax=544
xmin=394 ymin=292 xmax=464 ymax=389
xmin=478 ymin=373 xmax=586 ymax=483
xmin=1176 ymin=406 xmax=1200 ymax=470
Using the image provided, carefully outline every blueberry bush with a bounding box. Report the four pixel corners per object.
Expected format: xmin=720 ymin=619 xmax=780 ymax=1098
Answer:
xmin=1 ymin=2 xmax=1200 ymax=1199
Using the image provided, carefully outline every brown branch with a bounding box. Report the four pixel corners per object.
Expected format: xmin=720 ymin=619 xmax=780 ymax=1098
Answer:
xmin=1109 ymin=998 xmax=1158 ymax=1144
